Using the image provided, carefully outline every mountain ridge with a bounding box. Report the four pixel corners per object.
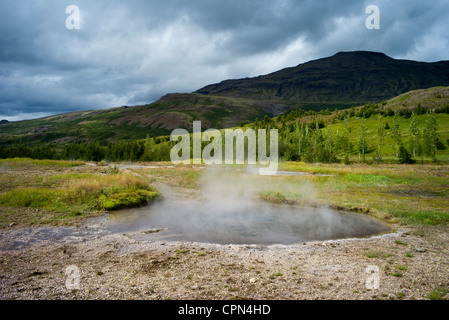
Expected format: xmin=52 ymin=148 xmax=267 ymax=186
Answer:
xmin=195 ymin=51 xmax=449 ymax=104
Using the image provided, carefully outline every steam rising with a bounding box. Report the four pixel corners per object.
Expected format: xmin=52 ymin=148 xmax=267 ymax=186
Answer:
xmin=108 ymin=167 xmax=389 ymax=245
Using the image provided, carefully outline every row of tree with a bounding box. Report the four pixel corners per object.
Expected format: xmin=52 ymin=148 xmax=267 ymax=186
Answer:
xmin=0 ymin=110 xmax=445 ymax=164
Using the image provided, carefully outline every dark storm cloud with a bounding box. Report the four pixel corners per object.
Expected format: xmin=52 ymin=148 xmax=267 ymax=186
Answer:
xmin=0 ymin=0 xmax=448 ymax=121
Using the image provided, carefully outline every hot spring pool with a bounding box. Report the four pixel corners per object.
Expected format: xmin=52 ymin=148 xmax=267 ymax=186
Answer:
xmin=107 ymin=198 xmax=391 ymax=245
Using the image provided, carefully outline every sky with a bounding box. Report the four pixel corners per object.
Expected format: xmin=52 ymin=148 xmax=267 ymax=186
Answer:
xmin=0 ymin=0 xmax=448 ymax=121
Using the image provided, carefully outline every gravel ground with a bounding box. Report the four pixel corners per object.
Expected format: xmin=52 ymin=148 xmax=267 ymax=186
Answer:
xmin=1 ymin=216 xmax=448 ymax=300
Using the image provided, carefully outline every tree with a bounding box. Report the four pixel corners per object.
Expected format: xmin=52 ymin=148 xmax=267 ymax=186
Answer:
xmin=141 ymin=135 xmax=156 ymax=161
xmin=298 ymin=123 xmax=310 ymax=161
xmin=391 ymin=111 xmax=401 ymax=158
xmin=376 ymin=115 xmax=385 ymax=161
xmin=358 ymin=117 xmax=368 ymax=162
xmin=311 ymin=121 xmax=324 ymax=162
xmin=343 ymin=117 xmax=350 ymax=154
xmin=409 ymin=113 xmax=419 ymax=158
xmin=416 ymin=129 xmax=424 ymax=163
xmin=398 ymin=145 xmax=414 ymax=164
xmin=84 ymin=141 xmax=105 ymax=162
xmin=322 ymin=128 xmax=335 ymax=163
xmin=423 ymin=110 xmax=437 ymax=161
xmin=264 ymin=115 xmax=270 ymax=123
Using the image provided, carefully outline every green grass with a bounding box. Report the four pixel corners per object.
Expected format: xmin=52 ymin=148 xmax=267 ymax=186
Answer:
xmin=391 ymin=95 xmax=409 ymax=103
xmin=0 ymin=158 xmax=84 ymax=168
xmin=395 ymin=265 xmax=407 ymax=271
xmin=275 ymin=161 xmax=449 ymax=225
xmin=270 ymin=273 xmax=283 ymax=279
xmin=0 ymin=172 xmax=159 ymax=226
xmin=428 ymin=287 xmax=449 ymax=300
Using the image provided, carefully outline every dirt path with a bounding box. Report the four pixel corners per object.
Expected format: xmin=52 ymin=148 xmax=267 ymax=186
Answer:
xmin=1 ymin=215 xmax=448 ymax=300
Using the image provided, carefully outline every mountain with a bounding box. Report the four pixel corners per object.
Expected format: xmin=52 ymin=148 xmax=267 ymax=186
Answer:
xmin=196 ymin=51 xmax=449 ymax=107
xmin=1 ymin=51 xmax=448 ymax=146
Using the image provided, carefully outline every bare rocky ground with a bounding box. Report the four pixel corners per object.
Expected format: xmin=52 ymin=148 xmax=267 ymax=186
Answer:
xmin=1 ymin=215 xmax=448 ymax=300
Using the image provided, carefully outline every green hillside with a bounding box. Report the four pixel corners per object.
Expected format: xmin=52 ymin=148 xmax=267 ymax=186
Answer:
xmin=0 ymin=94 xmax=273 ymax=146
xmin=264 ymin=86 xmax=449 ymax=163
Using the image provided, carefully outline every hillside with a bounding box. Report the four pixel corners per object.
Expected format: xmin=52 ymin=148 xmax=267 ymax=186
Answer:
xmin=0 ymin=94 xmax=277 ymax=146
xmin=1 ymin=51 xmax=449 ymax=147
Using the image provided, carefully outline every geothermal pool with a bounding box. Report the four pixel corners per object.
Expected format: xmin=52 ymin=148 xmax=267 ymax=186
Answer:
xmin=107 ymin=197 xmax=391 ymax=245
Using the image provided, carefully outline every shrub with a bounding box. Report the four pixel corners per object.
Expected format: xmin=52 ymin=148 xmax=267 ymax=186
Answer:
xmin=436 ymin=137 xmax=447 ymax=150
xmin=415 ymin=104 xmax=427 ymax=115
xmin=398 ymin=146 xmax=414 ymax=164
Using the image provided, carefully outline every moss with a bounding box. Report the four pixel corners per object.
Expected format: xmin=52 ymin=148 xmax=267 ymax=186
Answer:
xmin=99 ymin=190 xmax=159 ymax=210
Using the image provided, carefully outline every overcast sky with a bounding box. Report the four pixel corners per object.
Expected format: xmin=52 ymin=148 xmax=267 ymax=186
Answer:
xmin=0 ymin=0 xmax=448 ymax=121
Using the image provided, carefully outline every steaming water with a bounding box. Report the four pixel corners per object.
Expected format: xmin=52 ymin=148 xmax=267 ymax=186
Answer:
xmin=107 ymin=168 xmax=391 ymax=245
xmin=107 ymin=188 xmax=390 ymax=245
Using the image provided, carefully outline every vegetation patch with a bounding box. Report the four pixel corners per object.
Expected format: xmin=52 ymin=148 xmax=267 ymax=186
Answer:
xmin=258 ymin=191 xmax=297 ymax=205
xmin=0 ymin=172 xmax=158 ymax=226
xmin=99 ymin=190 xmax=158 ymax=210
xmin=0 ymin=158 xmax=84 ymax=168
xmin=428 ymin=287 xmax=449 ymax=300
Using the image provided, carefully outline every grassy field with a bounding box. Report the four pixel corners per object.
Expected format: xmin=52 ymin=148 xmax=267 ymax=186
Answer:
xmin=277 ymin=162 xmax=449 ymax=225
xmin=0 ymin=158 xmax=448 ymax=228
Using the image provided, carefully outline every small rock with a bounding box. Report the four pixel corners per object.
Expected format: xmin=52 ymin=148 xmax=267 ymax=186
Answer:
xmin=249 ymin=278 xmax=256 ymax=284
xmin=415 ymin=247 xmax=427 ymax=253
